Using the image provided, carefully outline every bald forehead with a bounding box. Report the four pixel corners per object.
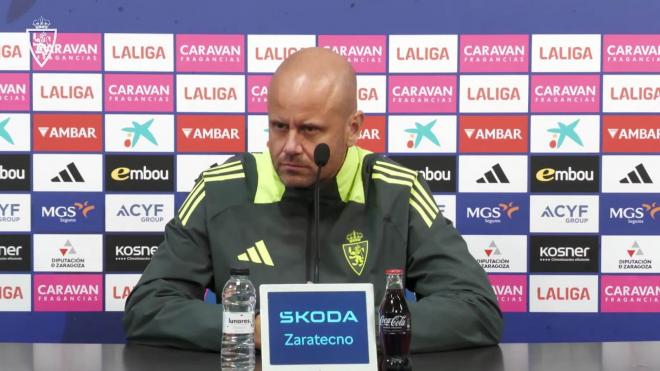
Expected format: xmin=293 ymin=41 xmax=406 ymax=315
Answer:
xmin=269 ymin=48 xmax=357 ymax=116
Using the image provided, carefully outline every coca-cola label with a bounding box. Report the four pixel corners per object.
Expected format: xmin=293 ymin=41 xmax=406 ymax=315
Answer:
xmin=222 ymin=311 xmax=254 ymax=334
xmin=379 ymin=315 xmax=409 ymax=333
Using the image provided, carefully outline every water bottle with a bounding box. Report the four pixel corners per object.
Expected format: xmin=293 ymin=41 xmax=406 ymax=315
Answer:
xmin=221 ymin=267 xmax=256 ymax=371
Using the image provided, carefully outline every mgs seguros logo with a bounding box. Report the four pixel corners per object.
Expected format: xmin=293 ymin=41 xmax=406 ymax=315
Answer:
xmin=456 ymin=194 xmax=528 ymax=235
xmin=32 ymin=192 xmax=103 ymax=233
xmin=530 ymin=235 xmax=599 ymax=273
xmin=105 ymin=155 xmax=174 ymax=192
xmin=600 ymin=195 xmax=659 ymax=235
xmin=105 ymin=234 xmax=163 ymax=272
xmin=530 ymin=155 xmax=599 ymax=193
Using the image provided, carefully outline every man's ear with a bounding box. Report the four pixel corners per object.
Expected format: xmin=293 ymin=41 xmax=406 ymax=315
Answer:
xmin=346 ymin=110 xmax=364 ymax=147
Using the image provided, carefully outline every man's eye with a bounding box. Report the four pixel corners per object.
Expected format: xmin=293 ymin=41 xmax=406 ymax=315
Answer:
xmin=302 ymin=126 xmax=319 ymax=133
xmin=272 ymin=122 xmax=287 ymax=130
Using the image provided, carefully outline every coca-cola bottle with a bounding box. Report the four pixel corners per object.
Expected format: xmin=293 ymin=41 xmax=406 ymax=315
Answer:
xmin=378 ymin=269 xmax=412 ymax=371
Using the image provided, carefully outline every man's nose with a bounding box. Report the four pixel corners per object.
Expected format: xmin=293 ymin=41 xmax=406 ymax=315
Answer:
xmin=283 ymin=130 xmax=303 ymax=155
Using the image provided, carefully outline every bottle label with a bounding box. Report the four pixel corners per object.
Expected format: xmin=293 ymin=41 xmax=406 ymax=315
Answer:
xmin=223 ymin=312 xmax=254 ymax=334
xmin=379 ymin=315 xmax=409 ymax=333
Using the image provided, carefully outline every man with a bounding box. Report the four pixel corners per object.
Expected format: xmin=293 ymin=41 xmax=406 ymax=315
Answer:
xmin=123 ymin=48 xmax=503 ymax=352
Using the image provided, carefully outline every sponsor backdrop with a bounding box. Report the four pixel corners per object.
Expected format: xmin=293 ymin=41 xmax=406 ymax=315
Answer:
xmin=0 ymin=0 xmax=659 ymax=344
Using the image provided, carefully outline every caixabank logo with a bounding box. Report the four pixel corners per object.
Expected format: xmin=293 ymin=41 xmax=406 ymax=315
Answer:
xmin=459 ymin=75 xmax=528 ymax=113
xmin=32 ymin=33 xmax=101 ymax=71
xmin=177 ymin=115 xmax=245 ymax=153
xmin=602 ymin=156 xmax=659 ymax=193
xmin=388 ymin=75 xmax=456 ymax=113
xmin=31 ymin=193 xmax=103 ymax=233
xmin=603 ymin=75 xmax=660 ymax=113
xmin=105 ymin=74 xmax=173 ymax=112
xmin=0 ymin=73 xmax=30 ymax=111
xmin=601 ymin=236 xmax=660 ymax=274
xmin=530 ymin=155 xmax=599 ymax=193
xmin=388 ymin=155 xmax=456 ymax=192
xmin=459 ymin=116 xmax=527 ymax=153
xmin=388 ymin=115 xmax=456 ymax=153
xmin=529 ymin=235 xmax=599 ymax=273
xmin=33 ymin=274 xmax=102 ymax=312
xmin=603 ymin=35 xmax=660 ymax=73
xmin=531 ymin=34 xmax=601 ymax=72
xmin=388 ymin=35 xmax=457 ymax=73
xmin=0 ymin=154 xmax=30 ymax=191
xmin=33 ymin=234 xmax=102 ymax=272
xmin=104 ymin=33 xmax=173 ymax=72
xmin=487 ymin=275 xmax=527 ymax=312
xmin=530 ymin=115 xmax=600 ymax=153
xmin=530 ymin=195 xmax=599 ymax=233
xmin=105 ymin=274 xmax=141 ymax=311
xmin=32 ymin=73 xmax=101 ymax=112
xmin=530 ymin=75 xmax=600 ymax=113
xmin=105 ymin=155 xmax=174 ymax=192
xmin=603 ymin=116 xmax=660 ymax=153
xmin=530 ymin=275 xmax=598 ymax=313
xmin=105 ymin=234 xmax=162 ymax=272
xmin=105 ymin=194 xmax=173 ymax=232
xmin=456 ymin=194 xmax=528 ymax=234
xmin=0 ymin=32 xmax=30 ymax=71
xmin=318 ymin=35 xmax=386 ymax=73
xmin=460 ymin=35 xmax=528 ymax=73
xmin=176 ymin=74 xmax=245 ymax=113
xmin=0 ymin=234 xmax=30 ymax=271
xmin=0 ymin=113 xmax=31 ymax=151
xmin=175 ymin=34 xmax=244 ymax=72
xmin=464 ymin=235 xmax=527 ymax=273
xmin=600 ymin=195 xmax=659 ymax=234
xmin=247 ymin=75 xmax=271 ymax=113
xmin=601 ymin=275 xmax=660 ymax=312
xmin=0 ymin=194 xmax=30 ymax=232
xmin=33 ymin=114 xmax=102 ymax=152
xmin=105 ymin=114 xmax=174 ymax=153
xmin=357 ymin=116 xmax=386 ymax=153
xmin=0 ymin=274 xmax=31 ymax=312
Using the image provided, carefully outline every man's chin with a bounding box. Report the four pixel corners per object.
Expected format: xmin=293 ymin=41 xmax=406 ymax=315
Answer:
xmin=279 ymin=174 xmax=315 ymax=188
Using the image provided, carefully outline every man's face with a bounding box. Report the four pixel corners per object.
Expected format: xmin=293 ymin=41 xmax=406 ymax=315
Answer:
xmin=267 ymin=82 xmax=360 ymax=188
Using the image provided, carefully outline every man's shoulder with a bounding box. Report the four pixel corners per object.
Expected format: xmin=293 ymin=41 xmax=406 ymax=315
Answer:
xmin=363 ymin=153 xmax=421 ymax=191
xmin=195 ymin=153 xmax=257 ymax=206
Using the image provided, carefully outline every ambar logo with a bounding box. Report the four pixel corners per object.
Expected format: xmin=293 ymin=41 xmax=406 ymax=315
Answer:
xmin=105 ymin=155 xmax=174 ymax=192
xmin=0 ymin=234 xmax=30 ymax=271
xmin=459 ymin=116 xmax=527 ymax=153
xmin=356 ymin=116 xmax=385 ymax=153
xmin=0 ymin=154 xmax=30 ymax=191
xmin=105 ymin=234 xmax=163 ymax=272
xmin=460 ymin=35 xmax=528 ymax=72
xmin=176 ymin=34 xmax=244 ymax=72
xmin=531 ymin=156 xmax=599 ymax=193
xmin=33 ymin=114 xmax=102 ymax=151
xmin=177 ymin=115 xmax=245 ymax=153
xmin=530 ymin=235 xmax=599 ymax=273
xmin=603 ymin=116 xmax=660 ymax=153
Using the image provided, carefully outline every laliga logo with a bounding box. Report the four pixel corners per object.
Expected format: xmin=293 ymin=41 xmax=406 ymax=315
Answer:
xmin=26 ymin=16 xmax=57 ymax=68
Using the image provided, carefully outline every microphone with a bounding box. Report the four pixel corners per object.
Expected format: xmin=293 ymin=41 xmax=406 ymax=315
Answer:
xmin=313 ymin=143 xmax=330 ymax=283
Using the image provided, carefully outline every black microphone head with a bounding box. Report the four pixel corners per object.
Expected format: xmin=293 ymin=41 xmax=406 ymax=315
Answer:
xmin=314 ymin=143 xmax=330 ymax=167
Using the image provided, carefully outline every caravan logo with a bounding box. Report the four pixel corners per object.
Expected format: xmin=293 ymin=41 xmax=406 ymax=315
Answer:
xmin=176 ymin=34 xmax=243 ymax=72
xmin=388 ymin=75 xmax=456 ymax=113
xmin=34 ymin=274 xmax=102 ymax=311
xmin=319 ymin=35 xmax=386 ymax=73
xmin=604 ymin=35 xmax=660 ymax=72
xmin=0 ymin=73 xmax=29 ymax=111
xmin=105 ymin=74 xmax=173 ymax=112
xmin=531 ymin=75 xmax=599 ymax=112
xmin=488 ymin=275 xmax=526 ymax=312
xmin=460 ymin=35 xmax=528 ymax=72
xmin=601 ymin=276 xmax=660 ymax=312
xmin=247 ymin=75 xmax=271 ymax=113
xmin=32 ymin=33 xmax=101 ymax=71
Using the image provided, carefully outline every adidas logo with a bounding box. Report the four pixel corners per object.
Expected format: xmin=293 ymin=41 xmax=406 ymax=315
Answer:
xmin=476 ymin=163 xmax=510 ymax=184
xmin=51 ymin=162 xmax=85 ymax=183
xmin=619 ymin=163 xmax=653 ymax=184
xmin=237 ymin=240 xmax=274 ymax=266
xmin=484 ymin=240 xmax=502 ymax=257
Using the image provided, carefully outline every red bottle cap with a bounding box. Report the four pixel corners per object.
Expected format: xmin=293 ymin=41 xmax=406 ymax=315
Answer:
xmin=385 ymin=269 xmax=403 ymax=275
